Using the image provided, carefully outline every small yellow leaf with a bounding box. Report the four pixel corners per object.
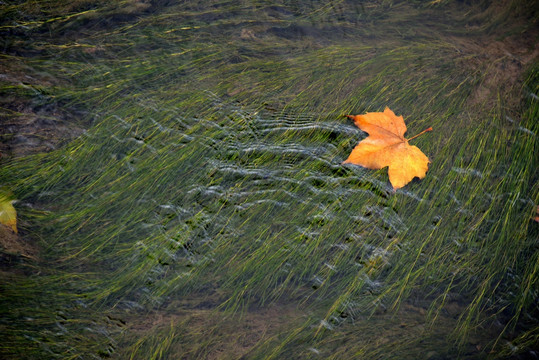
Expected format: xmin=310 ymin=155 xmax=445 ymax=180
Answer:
xmin=0 ymin=195 xmax=17 ymax=233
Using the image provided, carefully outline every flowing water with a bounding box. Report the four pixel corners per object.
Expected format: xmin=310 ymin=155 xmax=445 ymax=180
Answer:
xmin=0 ymin=1 xmax=538 ymax=359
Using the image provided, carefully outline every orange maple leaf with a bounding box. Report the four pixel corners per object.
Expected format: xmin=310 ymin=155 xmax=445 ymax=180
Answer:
xmin=343 ymin=107 xmax=432 ymax=190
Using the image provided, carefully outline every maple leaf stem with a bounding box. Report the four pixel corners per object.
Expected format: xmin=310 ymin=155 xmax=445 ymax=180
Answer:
xmin=407 ymin=127 xmax=433 ymax=142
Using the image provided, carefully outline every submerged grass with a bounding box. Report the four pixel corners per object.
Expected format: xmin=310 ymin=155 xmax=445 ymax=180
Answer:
xmin=0 ymin=0 xmax=537 ymax=359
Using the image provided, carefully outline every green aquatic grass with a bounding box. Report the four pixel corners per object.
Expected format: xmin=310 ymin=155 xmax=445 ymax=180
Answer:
xmin=1 ymin=0 xmax=537 ymax=359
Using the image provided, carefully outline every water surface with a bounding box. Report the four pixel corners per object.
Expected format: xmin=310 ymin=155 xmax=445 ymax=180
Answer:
xmin=0 ymin=1 xmax=538 ymax=359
